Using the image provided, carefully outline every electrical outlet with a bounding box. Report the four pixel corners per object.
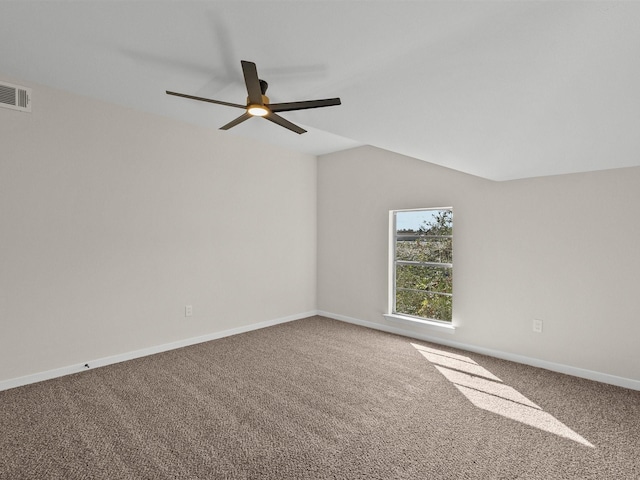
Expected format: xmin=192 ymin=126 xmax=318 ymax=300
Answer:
xmin=185 ymin=305 xmax=193 ymax=317
xmin=532 ymin=318 xmax=543 ymax=333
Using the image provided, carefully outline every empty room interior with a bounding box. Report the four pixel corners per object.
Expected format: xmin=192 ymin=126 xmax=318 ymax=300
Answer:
xmin=1 ymin=2 xmax=639 ymax=479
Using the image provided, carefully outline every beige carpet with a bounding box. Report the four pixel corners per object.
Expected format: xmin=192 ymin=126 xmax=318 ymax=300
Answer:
xmin=1 ymin=316 xmax=638 ymax=479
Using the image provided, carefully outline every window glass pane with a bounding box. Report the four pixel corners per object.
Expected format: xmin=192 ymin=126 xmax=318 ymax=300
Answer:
xmin=396 ymin=265 xmax=452 ymax=294
xmin=395 ymin=290 xmax=452 ymax=322
xmin=396 ymin=210 xmax=440 ymax=233
xmin=396 ymin=210 xmax=452 ymax=236
xmin=395 ymin=237 xmax=452 ymax=263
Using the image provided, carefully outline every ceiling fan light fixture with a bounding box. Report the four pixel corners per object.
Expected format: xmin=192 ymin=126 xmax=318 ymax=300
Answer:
xmin=247 ymin=104 xmax=269 ymax=117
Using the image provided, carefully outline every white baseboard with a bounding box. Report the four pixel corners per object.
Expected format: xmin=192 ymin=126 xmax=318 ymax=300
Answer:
xmin=0 ymin=311 xmax=316 ymax=392
xmin=5 ymin=310 xmax=637 ymax=393
xmin=318 ymin=310 xmax=640 ymax=391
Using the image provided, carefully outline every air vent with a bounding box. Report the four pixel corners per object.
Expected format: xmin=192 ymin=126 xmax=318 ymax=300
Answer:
xmin=0 ymin=81 xmax=32 ymax=113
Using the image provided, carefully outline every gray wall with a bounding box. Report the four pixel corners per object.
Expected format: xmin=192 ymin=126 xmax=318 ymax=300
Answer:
xmin=317 ymin=146 xmax=640 ymax=382
xmin=0 ymin=77 xmax=317 ymax=382
xmin=3 ymin=75 xmax=638 ymax=387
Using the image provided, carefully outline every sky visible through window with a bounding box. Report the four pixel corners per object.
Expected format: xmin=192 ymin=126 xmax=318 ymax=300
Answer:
xmin=396 ymin=210 xmax=441 ymax=231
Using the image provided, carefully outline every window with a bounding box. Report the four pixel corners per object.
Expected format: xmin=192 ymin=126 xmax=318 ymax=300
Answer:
xmin=391 ymin=208 xmax=453 ymax=323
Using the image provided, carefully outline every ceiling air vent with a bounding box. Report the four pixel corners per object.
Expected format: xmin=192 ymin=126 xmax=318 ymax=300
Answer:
xmin=0 ymin=81 xmax=32 ymax=113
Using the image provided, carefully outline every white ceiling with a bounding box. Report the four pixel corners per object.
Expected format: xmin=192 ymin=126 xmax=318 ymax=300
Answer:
xmin=2 ymin=1 xmax=640 ymax=181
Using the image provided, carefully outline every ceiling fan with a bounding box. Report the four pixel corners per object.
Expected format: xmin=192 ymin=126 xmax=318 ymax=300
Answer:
xmin=166 ymin=60 xmax=341 ymax=134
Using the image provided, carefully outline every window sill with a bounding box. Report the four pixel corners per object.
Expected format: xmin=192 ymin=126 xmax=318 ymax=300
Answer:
xmin=383 ymin=314 xmax=456 ymax=335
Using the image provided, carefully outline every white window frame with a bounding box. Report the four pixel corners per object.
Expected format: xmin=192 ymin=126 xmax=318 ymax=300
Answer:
xmin=384 ymin=207 xmax=455 ymax=333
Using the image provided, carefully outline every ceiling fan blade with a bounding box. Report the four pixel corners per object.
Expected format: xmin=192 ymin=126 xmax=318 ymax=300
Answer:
xmin=269 ymin=98 xmax=341 ymax=113
xmin=241 ymin=60 xmax=263 ymax=105
xmin=220 ymin=112 xmax=252 ymax=130
xmin=265 ymin=112 xmax=307 ymax=134
xmin=166 ymin=91 xmax=245 ymax=109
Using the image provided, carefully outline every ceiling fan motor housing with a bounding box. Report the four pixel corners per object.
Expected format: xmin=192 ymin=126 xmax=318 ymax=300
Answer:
xmin=247 ymin=95 xmax=270 ymax=116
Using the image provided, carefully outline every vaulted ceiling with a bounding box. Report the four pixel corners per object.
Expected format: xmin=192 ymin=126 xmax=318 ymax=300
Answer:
xmin=2 ymin=1 xmax=639 ymax=180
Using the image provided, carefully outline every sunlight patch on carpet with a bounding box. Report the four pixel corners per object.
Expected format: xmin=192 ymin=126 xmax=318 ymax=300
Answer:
xmin=411 ymin=343 xmax=594 ymax=448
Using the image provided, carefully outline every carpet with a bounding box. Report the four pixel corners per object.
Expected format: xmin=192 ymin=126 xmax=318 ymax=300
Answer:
xmin=1 ymin=316 xmax=638 ymax=479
